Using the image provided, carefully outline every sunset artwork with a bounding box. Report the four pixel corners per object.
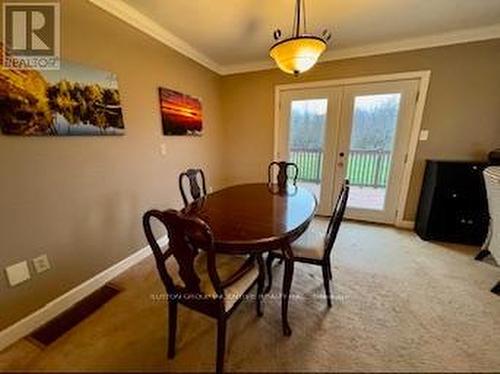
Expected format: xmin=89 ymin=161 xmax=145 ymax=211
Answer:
xmin=159 ymin=88 xmax=202 ymax=136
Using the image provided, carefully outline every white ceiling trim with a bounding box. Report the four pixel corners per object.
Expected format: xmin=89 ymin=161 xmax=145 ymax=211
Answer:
xmin=220 ymin=23 xmax=500 ymax=75
xmin=87 ymin=0 xmax=500 ymax=76
xmin=87 ymin=0 xmax=224 ymax=74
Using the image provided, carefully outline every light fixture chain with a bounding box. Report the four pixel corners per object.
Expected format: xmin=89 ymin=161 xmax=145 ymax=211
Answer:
xmin=302 ymin=0 xmax=307 ymax=34
xmin=294 ymin=0 xmax=300 ymax=37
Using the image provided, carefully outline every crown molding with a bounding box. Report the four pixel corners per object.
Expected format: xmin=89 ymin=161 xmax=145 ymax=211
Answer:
xmin=221 ymin=23 xmax=500 ymax=75
xmin=219 ymin=60 xmax=275 ymax=76
xmin=87 ymin=0 xmax=224 ymax=74
xmin=87 ymin=0 xmax=500 ymax=76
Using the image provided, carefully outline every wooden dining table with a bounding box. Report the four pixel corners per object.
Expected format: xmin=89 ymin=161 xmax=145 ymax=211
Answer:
xmin=184 ymin=183 xmax=317 ymax=336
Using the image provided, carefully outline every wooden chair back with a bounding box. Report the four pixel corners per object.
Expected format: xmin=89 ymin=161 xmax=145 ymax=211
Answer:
xmin=323 ymin=180 xmax=350 ymax=260
xmin=179 ymin=169 xmax=207 ymax=207
xmin=143 ymin=209 xmax=224 ymax=314
xmin=268 ymin=161 xmax=299 ymax=189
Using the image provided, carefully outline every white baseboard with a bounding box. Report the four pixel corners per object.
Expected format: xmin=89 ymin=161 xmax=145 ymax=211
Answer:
xmin=0 ymin=236 xmax=168 ymax=352
xmin=396 ymin=220 xmax=415 ymax=230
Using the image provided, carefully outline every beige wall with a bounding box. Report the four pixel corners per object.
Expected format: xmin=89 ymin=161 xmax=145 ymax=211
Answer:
xmin=220 ymin=39 xmax=500 ymax=220
xmin=0 ymin=0 xmax=224 ymax=329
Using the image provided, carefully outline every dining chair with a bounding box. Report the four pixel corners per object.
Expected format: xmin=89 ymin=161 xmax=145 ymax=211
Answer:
xmin=482 ymin=167 xmax=500 ymax=295
xmin=143 ymin=209 xmax=265 ymax=374
xmin=265 ymin=180 xmax=350 ymax=307
xmin=268 ymin=161 xmax=299 ymax=189
xmin=179 ymin=168 xmax=207 ymax=207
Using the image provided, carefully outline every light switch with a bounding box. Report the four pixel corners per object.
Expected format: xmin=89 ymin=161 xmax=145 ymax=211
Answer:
xmin=5 ymin=261 xmax=30 ymax=286
xmin=419 ymin=129 xmax=429 ymax=141
xmin=160 ymin=144 xmax=167 ymax=156
xmin=33 ymin=254 xmax=50 ymax=274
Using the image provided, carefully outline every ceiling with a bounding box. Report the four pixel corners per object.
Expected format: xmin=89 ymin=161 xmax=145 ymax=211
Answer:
xmin=91 ymin=0 xmax=500 ymax=74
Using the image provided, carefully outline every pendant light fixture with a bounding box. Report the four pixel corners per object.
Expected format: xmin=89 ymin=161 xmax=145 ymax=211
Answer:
xmin=270 ymin=0 xmax=331 ymax=76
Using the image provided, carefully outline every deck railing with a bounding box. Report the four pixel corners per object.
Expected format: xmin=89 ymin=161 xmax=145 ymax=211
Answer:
xmin=290 ymin=148 xmax=391 ymax=187
xmin=289 ymin=148 xmax=324 ymax=183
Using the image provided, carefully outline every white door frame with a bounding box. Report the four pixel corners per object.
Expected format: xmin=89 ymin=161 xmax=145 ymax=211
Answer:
xmin=273 ymin=70 xmax=431 ymax=228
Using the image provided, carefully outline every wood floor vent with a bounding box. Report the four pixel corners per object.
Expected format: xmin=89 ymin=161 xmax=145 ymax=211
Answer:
xmin=28 ymin=283 xmax=121 ymax=347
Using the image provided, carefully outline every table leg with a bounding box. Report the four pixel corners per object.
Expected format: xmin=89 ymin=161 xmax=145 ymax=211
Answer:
xmin=281 ymin=241 xmax=294 ymax=336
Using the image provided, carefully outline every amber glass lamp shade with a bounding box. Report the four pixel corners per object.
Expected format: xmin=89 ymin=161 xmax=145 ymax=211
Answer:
xmin=270 ymin=36 xmax=327 ymax=75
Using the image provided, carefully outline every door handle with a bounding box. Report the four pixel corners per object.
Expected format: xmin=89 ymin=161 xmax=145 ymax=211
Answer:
xmin=338 ymin=152 xmax=345 ymax=167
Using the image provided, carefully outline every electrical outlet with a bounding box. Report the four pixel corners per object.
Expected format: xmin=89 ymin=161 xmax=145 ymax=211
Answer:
xmin=33 ymin=254 xmax=50 ymax=274
xmin=5 ymin=261 xmax=30 ymax=286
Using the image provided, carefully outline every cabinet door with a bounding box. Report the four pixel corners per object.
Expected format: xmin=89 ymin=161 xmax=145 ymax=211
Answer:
xmin=434 ymin=162 xmax=488 ymax=244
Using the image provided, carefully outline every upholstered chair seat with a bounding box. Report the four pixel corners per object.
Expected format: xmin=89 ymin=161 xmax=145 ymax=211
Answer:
xmin=165 ymin=253 xmax=259 ymax=311
xmin=272 ymin=227 xmax=325 ymax=260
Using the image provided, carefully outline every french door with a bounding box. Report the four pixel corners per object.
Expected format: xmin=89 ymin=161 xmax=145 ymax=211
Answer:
xmin=277 ymin=87 xmax=342 ymax=215
xmin=277 ymin=79 xmax=419 ymax=224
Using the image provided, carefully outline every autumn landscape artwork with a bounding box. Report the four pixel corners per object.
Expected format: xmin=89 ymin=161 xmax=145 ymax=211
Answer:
xmin=0 ymin=46 xmax=124 ymax=136
xmin=159 ymin=87 xmax=202 ymax=136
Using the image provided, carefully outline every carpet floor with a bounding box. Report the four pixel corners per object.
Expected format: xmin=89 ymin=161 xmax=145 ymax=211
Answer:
xmin=1 ymin=220 xmax=500 ymax=372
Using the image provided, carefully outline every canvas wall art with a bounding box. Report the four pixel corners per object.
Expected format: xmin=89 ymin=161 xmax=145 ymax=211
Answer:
xmin=159 ymin=87 xmax=202 ymax=136
xmin=0 ymin=48 xmax=124 ymax=136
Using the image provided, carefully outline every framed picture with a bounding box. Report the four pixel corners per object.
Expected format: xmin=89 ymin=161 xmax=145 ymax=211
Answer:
xmin=0 ymin=51 xmax=124 ymax=136
xmin=159 ymin=87 xmax=202 ymax=136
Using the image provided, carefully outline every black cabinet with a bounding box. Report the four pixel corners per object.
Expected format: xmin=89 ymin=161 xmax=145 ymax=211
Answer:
xmin=415 ymin=160 xmax=489 ymax=245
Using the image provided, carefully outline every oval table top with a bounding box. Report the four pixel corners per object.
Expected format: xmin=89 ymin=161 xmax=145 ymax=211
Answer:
xmin=184 ymin=183 xmax=317 ymax=253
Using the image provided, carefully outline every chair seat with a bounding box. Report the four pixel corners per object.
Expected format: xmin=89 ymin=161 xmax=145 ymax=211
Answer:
xmin=272 ymin=226 xmax=326 ymax=260
xmin=166 ymin=252 xmax=259 ymax=311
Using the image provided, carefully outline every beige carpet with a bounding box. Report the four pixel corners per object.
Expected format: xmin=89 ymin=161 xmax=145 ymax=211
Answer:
xmin=1 ymin=220 xmax=500 ymax=372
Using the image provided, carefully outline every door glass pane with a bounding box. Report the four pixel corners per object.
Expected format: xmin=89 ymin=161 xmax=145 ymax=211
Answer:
xmin=346 ymin=94 xmax=401 ymax=210
xmin=288 ymin=99 xmax=328 ymax=201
